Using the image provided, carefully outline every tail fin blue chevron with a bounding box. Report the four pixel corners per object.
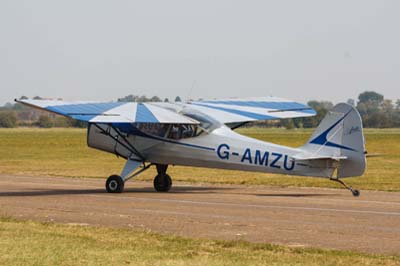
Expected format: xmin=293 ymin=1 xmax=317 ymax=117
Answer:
xmin=300 ymin=103 xmax=366 ymax=178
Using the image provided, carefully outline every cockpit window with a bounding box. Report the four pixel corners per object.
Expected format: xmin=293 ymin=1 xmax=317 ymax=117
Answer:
xmin=167 ymin=124 xmax=203 ymax=139
xmin=136 ymin=123 xmax=169 ymax=137
xmin=135 ymin=123 xmax=203 ymax=140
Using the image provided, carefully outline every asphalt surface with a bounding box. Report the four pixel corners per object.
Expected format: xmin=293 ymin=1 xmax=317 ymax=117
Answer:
xmin=0 ymin=175 xmax=399 ymax=255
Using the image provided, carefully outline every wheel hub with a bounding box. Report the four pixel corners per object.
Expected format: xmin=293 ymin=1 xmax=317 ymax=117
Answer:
xmin=109 ymin=180 xmax=118 ymax=190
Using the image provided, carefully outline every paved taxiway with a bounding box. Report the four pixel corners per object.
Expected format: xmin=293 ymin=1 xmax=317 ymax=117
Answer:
xmin=0 ymin=175 xmax=399 ymax=255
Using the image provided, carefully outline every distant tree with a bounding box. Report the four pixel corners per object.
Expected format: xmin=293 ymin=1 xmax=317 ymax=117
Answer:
xmin=33 ymin=96 xmax=44 ymax=100
xmin=357 ymin=91 xmax=386 ymax=127
xmin=308 ymin=101 xmax=334 ymax=110
xmin=358 ymin=91 xmax=384 ymax=105
xmin=164 ymin=98 xmax=169 ymax=102
xmin=19 ymin=96 xmax=29 ymax=100
xmin=37 ymin=115 xmax=54 ymax=128
xmin=138 ymin=95 xmax=150 ymax=102
xmin=13 ymin=102 xmax=28 ymax=111
xmin=70 ymin=119 xmax=87 ymax=128
xmin=118 ymin=94 xmax=162 ymax=102
xmin=393 ymin=108 xmax=400 ymax=127
xmin=367 ymin=112 xmax=390 ymax=128
xmin=293 ymin=118 xmax=304 ymax=128
xmin=396 ymin=99 xmax=400 ymax=110
xmin=380 ymin=100 xmax=394 ymax=128
xmin=4 ymin=102 xmax=13 ymax=109
xmin=0 ymin=112 xmax=17 ymax=128
xmin=150 ymin=96 xmax=161 ymax=102
xmin=300 ymin=100 xmax=333 ymax=128
xmin=347 ymin=99 xmax=355 ymax=106
xmin=281 ymin=119 xmax=295 ymax=129
xmin=175 ymin=96 xmax=182 ymax=102
xmin=382 ymin=99 xmax=394 ymax=113
xmin=117 ymin=94 xmax=138 ymax=102
xmin=54 ymin=117 xmax=73 ymax=127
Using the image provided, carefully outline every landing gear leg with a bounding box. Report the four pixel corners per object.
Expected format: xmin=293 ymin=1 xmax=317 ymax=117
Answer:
xmin=330 ymin=178 xmax=360 ymax=197
xmin=153 ymin=164 xmax=172 ymax=192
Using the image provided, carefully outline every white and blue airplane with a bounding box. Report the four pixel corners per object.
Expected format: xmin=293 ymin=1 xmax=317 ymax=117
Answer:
xmin=16 ymin=97 xmax=366 ymax=196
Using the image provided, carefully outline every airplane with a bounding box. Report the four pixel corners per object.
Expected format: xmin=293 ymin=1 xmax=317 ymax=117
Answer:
xmin=16 ymin=96 xmax=366 ymax=197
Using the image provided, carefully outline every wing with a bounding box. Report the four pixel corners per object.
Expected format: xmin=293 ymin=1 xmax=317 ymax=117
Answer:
xmin=15 ymin=99 xmax=199 ymax=124
xmin=186 ymin=96 xmax=316 ymax=124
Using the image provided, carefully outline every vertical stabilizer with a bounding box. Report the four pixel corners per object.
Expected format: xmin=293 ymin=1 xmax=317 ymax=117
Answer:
xmin=301 ymin=103 xmax=366 ymax=178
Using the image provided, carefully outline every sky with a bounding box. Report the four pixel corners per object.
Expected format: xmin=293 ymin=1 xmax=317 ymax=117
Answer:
xmin=0 ymin=0 xmax=399 ymax=105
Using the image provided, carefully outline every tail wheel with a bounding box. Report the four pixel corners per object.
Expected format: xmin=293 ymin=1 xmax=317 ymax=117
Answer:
xmin=153 ymin=174 xmax=172 ymax=192
xmin=352 ymin=189 xmax=360 ymax=197
xmin=106 ymin=175 xmax=125 ymax=193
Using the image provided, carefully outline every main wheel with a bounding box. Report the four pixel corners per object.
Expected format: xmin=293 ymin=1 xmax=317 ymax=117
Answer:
xmin=106 ymin=175 xmax=125 ymax=193
xmin=153 ymin=174 xmax=172 ymax=192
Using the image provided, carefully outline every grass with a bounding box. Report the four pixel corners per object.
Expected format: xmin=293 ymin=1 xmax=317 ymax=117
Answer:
xmin=0 ymin=217 xmax=399 ymax=266
xmin=0 ymin=127 xmax=399 ymax=191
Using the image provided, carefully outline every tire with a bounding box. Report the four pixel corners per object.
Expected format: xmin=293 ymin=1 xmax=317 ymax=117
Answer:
xmin=352 ymin=189 xmax=360 ymax=197
xmin=106 ymin=175 xmax=125 ymax=193
xmin=153 ymin=174 xmax=172 ymax=192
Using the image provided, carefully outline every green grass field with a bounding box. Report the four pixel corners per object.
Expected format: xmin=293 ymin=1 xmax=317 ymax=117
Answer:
xmin=0 ymin=217 xmax=399 ymax=266
xmin=0 ymin=128 xmax=399 ymax=191
xmin=0 ymin=128 xmax=400 ymax=191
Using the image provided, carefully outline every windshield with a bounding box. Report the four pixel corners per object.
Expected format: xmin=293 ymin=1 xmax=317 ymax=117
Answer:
xmin=181 ymin=109 xmax=221 ymax=131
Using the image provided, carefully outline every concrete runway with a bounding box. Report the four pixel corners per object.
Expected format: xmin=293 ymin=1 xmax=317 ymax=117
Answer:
xmin=0 ymin=175 xmax=399 ymax=255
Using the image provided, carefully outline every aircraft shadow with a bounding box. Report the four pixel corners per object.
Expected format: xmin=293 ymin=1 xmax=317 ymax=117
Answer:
xmin=0 ymin=188 xmax=335 ymax=198
xmin=0 ymin=186 xmax=234 ymax=197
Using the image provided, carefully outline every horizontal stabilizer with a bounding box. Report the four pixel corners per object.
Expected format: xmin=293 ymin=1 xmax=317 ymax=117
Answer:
xmin=292 ymin=153 xmax=347 ymax=161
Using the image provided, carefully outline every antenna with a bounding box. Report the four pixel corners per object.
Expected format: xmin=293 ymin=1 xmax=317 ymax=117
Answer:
xmin=186 ymin=80 xmax=197 ymax=102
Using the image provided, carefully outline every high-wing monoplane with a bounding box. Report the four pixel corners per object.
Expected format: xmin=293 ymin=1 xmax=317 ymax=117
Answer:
xmin=17 ymin=96 xmax=366 ymax=196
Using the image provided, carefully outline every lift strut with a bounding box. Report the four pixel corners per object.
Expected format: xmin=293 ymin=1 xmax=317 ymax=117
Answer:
xmin=93 ymin=123 xmax=145 ymax=161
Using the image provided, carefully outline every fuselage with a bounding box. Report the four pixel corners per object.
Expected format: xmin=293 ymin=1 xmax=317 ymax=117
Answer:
xmin=118 ymin=125 xmax=335 ymax=179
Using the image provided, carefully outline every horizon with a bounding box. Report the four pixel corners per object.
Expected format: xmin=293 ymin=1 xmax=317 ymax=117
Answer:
xmin=2 ymin=89 xmax=397 ymax=107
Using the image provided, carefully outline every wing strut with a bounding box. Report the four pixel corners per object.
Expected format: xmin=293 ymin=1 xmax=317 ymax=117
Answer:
xmin=92 ymin=123 xmax=145 ymax=162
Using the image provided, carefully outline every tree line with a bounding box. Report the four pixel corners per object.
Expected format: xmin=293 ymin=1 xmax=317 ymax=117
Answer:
xmin=279 ymin=91 xmax=400 ymax=129
xmin=0 ymin=91 xmax=399 ymax=128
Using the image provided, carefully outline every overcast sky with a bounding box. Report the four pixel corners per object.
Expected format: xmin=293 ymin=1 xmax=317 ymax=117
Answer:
xmin=0 ymin=0 xmax=399 ymax=105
